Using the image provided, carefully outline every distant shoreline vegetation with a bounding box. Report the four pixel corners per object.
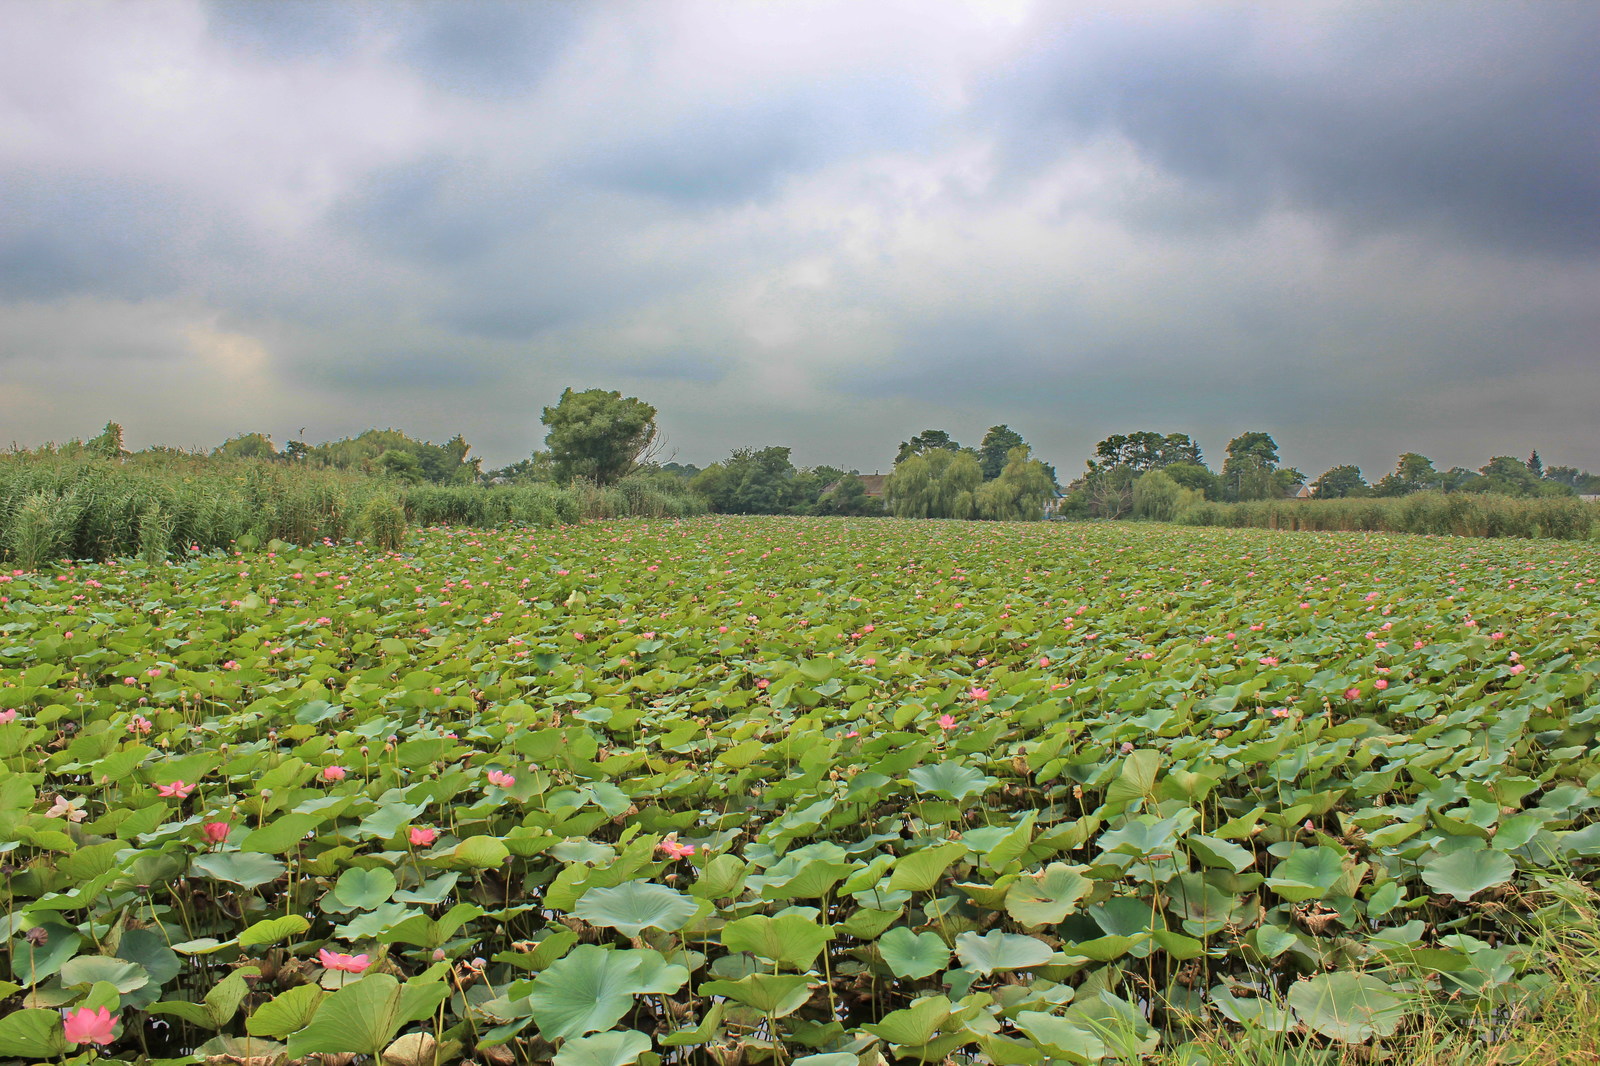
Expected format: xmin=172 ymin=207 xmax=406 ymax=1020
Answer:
xmin=6 ymin=397 xmax=1599 ymax=567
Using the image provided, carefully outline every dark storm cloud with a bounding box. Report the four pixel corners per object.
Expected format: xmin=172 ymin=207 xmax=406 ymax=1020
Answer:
xmin=988 ymin=4 xmax=1600 ymax=256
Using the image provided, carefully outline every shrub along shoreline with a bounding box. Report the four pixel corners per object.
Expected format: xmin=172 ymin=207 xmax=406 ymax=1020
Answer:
xmin=0 ymin=456 xmax=704 ymax=567
xmin=1171 ymin=491 xmax=1598 ymax=541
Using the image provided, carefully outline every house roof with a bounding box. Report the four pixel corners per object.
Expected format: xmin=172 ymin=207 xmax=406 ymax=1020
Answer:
xmin=823 ymin=473 xmax=889 ymax=497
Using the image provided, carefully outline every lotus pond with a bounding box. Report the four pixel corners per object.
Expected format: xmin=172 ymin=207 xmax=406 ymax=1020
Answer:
xmin=2 ymin=516 xmax=1599 ymax=1065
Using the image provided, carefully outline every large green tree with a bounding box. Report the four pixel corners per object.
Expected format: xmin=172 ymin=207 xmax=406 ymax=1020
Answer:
xmin=886 ymin=448 xmax=982 ymax=518
xmin=894 ymin=429 xmax=964 ymax=465
xmin=1373 ymin=453 xmax=1442 ymax=496
xmin=691 ymin=446 xmax=797 ymax=513
xmin=1311 ymin=464 xmax=1368 ymax=498
xmin=975 ymin=445 xmax=1057 ymax=520
xmin=541 ymin=388 xmax=658 ymax=485
xmin=978 ymin=425 xmax=1026 ymax=480
xmin=1221 ymin=431 xmax=1287 ymax=501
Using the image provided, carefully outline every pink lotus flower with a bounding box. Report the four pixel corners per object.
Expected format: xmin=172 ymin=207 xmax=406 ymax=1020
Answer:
xmin=409 ymin=826 xmax=438 ymax=846
xmin=321 ymin=765 xmax=348 ymax=782
xmin=486 ymin=769 xmax=515 ymax=788
xmin=317 ymin=948 xmax=371 ymax=973
xmin=968 ymin=687 xmax=990 ymax=702
xmin=128 ymin=715 xmax=153 ymax=734
xmin=1344 ymin=688 xmax=1361 ymax=700
xmin=63 ymin=1005 xmax=117 ymax=1045
xmin=0 ymin=709 xmax=16 ymax=724
xmin=1374 ymin=679 xmax=1389 ymax=690
xmin=157 ymin=780 xmax=195 ymax=799
xmin=937 ymin=713 xmax=957 ymax=730
xmin=1509 ymin=663 xmax=1526 ymax=674
xmin=202 ymin=821 xmax=230 ymax=843
xmin=658 ymin=836 xmax=696 ymax=859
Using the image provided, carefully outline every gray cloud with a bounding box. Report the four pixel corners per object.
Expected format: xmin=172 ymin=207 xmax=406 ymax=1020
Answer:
xmin=987 ymin=3 xmax=1600 ymax=256
xmin=2 ymin=0 xmax=1599 ymax=481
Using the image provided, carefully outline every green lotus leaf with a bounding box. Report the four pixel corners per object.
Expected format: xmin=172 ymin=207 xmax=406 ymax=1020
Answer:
xmin=193 ymin=852 xmax=287 ymax=890
xmin=908 ymin=762 xmax=996 ymax=802
xmin=1288 ymin=972 xmax=1407 ymax=1043
xmin=552 ymin=1029 xmax=652 ymax=1066
xmin=721 ymin=912 xmax=831 ymax=969
xmin=877 ymin=927 xmax=950 ymax=979
xmin=1005 ymin=863 xmax=1093 ymax=927
xmin=529 ymin=946 xmax=687 ymax=1042
xmin=334 ymin=866 xmax=399 ymax=910
xmin=954 ymin=930 xmax=1054 ymax=975
xmin=1421 ymin=847 xmax=1515 ymax=902
xmin=574 ymin=881 xmax=698 ymax=937
xmin=286 ymin=968 xmax=449 ymax=1056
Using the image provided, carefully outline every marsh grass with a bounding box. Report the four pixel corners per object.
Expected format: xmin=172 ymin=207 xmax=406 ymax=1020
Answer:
xmin=0 ymin=453 xmax=706 ymax=565
xmin=1156 ymin=879 xmax=1600 ymax=1066
xmin=1176 ymin=492 xmax=1598 ymax=541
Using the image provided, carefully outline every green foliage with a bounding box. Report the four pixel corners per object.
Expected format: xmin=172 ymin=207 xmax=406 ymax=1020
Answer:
xmin=691 ymin=446 xmax=797 ymax=514
xmin=1 ymin=515 xmax=1599 ymax=1061
xmin=975 ymin=445 xmax=1057 ymax=521
xmin=1221 ymin=431 xmax=1283 ymax=501
xmin=979 ymin=425 xmax=1026 ymax=480
xmin=886 ymin=447 xmax=982 ymax=518
xmin=1311 ymin=464 xmax=1369 ymax=498
xmin=1132 ymin=469 xmax=1182 ymax=521
xmin=895 ymin=428 xmax=964 ymax=465
xmin=1177 ymin=490 xmax=1597 ymax=539
xmin=542 ymin=387 xmax=658 ymax=485
xmin=0 ymin=455 xmax=702 ymax=565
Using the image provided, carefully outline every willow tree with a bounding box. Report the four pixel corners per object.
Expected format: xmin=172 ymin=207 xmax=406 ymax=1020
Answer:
xmin=886 ymin=448 xmax=982 ymax=518
xmin=976 ymin=445 xmax=1058 ymax=520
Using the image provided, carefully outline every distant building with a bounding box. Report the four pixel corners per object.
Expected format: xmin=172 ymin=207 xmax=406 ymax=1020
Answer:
xmin=824 ymin=473 xmax=888 ymax=498
xmin=858 ymin=474 xmax=888 ymax=498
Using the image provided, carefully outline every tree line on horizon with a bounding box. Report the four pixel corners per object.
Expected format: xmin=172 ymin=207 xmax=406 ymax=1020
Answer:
xmin=15 ymin=386 xmax=1599 ymax=525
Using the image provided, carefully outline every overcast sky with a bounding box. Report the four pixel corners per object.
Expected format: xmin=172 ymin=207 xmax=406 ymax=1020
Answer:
xmin=3 ymin=1 xmax=1598 ymax=479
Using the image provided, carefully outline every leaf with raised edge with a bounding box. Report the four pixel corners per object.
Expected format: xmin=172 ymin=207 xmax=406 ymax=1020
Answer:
xmin=698 ymin=974 xmax=814 ymax=1017
xmin=193 ymin=851 xmax=287 ymax=890
xmin=888 ymin=842 xmax=968 ymax=892
xmin=451 ymin=835 xmax=511 ymax=869
xmin=238 ymin=914 xmax=311 ymax=948
xmin=286 ymin=970 xmax=448 ymax=1056
xmin=721 ymin=913 xmax=831 ymax=969
xmin=529 ymin=946 xmax=686 ymax=1042
xmin=574 ymin=881 xmax=698 ymax=938
xmin=1288 ymin=972 xmax=1406 ymax=1043
xmin=334 ymin=866 xmax=399 ymax=910
xmin=1015 ymin=1011 xmax=1107 ymax=1065
xmin=552 ymin=1029 xmax=652 ymax=1066
xmin=878 ymin=927 xmax=950 ymax=979
xmin=247 ymin=985 xmax=326 ymax=1038
xmin=59 ymin=954 xmax=149 ymax=993
xmin=864 ymin=995 xmax=953 ymax=1047
xmin=0 ymin=1009 xmax=70 ymax=1057
xmin=239 ymin=812 xmax=323 ymax=854
xmin=908 ymin=762 xmax=996 ymax=802
xmin=1421 ymin=848 xmax=1515 ymax=902
xmin=1005 ymin=863 xmax=1093 ymax=927
xmin=954 ymin=930 xmax=1054 ymax=975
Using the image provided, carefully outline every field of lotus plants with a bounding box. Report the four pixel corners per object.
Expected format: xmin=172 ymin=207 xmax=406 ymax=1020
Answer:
xmin=2 ymin=515 xmax=1598 ymax=1065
